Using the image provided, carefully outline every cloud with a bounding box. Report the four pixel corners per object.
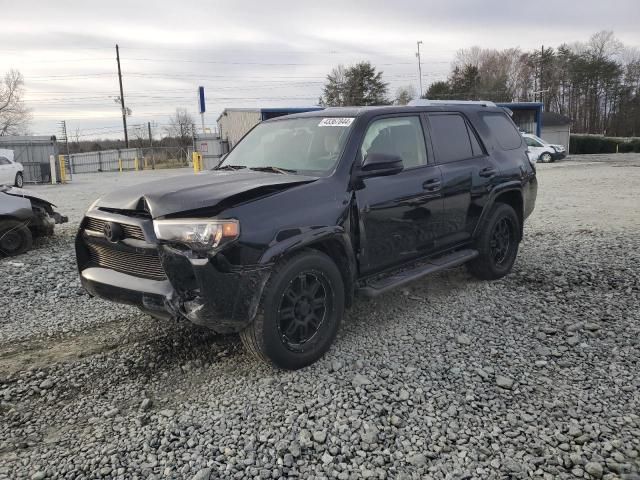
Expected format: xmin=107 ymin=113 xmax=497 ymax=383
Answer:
xmin=1 ymin=0 xmax=638 ymax=136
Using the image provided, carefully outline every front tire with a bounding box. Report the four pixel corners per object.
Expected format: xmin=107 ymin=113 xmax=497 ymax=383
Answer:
xmin=0 ymin=220 xmax=33 ymax=257
xmin=467 ymin=203 xmax=520 ymax=280
xmin=540 ymin=152 xmax=553 ymax=163
xmin=14 ymin=172 xmax=24 ymax=188
xmin=240 ymin=250 xmax=345 ymax=370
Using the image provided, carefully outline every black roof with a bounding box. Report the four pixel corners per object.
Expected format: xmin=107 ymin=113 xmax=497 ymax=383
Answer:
xmin=543 ymin=111 xmax=572 ymax=126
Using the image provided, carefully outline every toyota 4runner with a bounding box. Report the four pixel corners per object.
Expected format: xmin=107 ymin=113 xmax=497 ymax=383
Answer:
xmin=76 ymin=102 xmax=537 ymax=369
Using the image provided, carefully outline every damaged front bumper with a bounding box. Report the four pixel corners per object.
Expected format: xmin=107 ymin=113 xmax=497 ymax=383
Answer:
xmin=76 ymin=212 xmax=271 ymax=333
xmin=159 ymin=248 xmax=272 ymax=332
xmin=80 ymin=251 xmax=271 ymax=333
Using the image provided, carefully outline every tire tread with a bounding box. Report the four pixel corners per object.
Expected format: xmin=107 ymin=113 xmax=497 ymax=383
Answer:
xmin=0 ymin=219 xmax=33 ymax=256
xmin=240 ymin=248 xmax=343 ymax=369
xmin=467 ymin=203 xmax=519 ymax=280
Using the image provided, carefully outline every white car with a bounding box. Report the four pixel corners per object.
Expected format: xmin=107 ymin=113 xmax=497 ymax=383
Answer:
xmin=523 ymin=133 xmax=566 ymax=164
xmin=0 ymin=149 xmax=24 ymax=187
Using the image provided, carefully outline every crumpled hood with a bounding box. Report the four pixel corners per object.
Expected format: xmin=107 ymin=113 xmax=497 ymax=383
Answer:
xmin=96 ymin=169 xmax=318 ymax=218
xmin=3 ymin=186 xmax=57 ymax=207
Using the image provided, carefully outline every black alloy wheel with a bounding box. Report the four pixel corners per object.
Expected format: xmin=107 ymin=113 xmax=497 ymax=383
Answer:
xmin=467 ymin=203 xmax=520 ymax=280
xmin=240 ymin=249 xmax=345 ymax=370
xmin=490 ymin=217 xmax=512 ymax=265
xmin=277 ymin=271 xmax=330 ymax=352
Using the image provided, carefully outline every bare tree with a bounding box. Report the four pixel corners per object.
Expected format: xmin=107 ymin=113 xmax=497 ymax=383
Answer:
xmin=587 ymin=30 xmax=623 ymax=60
xmin=165 ymin=108 xmax=195 ymax=140
xmin=164 ymin=108 xmax=195 ymax=159
xmin=0 ymin=70 xmax=30 ymax=136
xmin=394 ymin=85 xmax=416 ymax=105
xmin=130 ymin=124 xmax=147 ymax=148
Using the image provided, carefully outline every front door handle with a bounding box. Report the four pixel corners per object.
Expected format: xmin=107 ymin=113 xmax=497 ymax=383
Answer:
xmin=422 ymin=178 xmax=441 ymax=191
xmin=479 ymin=167 xmax=497 ymax=178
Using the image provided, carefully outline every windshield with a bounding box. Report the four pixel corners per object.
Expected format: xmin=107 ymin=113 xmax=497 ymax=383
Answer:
xmin=529 ymin=134 xmax=547 ymax=145
xmin=218 ymin=117 xmax=353 ymax=175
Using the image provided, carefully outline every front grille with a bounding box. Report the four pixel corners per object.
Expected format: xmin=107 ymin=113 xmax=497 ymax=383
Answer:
xmin=84 ymin=217 xmax=146 ymax=240
xmin=86 ymin=242 xmax=166 ymax=281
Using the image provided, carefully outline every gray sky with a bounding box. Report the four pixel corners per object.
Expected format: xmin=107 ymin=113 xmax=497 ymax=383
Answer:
xmin=1 ymin=0 xmax=639 ymax=139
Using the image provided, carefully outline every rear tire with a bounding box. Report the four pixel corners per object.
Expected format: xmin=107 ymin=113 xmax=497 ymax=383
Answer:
xmin=14 ymin=172 xmax=24 ymax=188
xmin=240 ymin=250 xmax=345 ymax=370
xmin=0 ymin=220 xmax=33 ymax=257
xmin=467 ymin=203 xmax=520 ymax=280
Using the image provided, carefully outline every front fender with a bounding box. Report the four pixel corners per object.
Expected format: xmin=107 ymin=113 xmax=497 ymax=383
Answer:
xmin=259 ymin=225 xmax=349 ymax=264
xmin=258 ymin=225 xmax=358 ymax=309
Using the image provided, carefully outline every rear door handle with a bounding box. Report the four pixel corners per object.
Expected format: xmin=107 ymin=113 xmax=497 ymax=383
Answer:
xmin=479 ymin=167 xmax=497 ymax=178
xmin=422 ymin=178 xmax=441 ymax=191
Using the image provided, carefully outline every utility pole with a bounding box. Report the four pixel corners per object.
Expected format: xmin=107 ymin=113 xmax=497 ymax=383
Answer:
xmin=58 ymin=120 xmax=70 ymax=157
xmin=416 ymin=41 xmax=423 ymax=98
xmin=58 ymin=120 xmax=72 ymax=178
xmin=539 ymin=45 xmax=544 ymax=107
xmin=116 ymin=44 xmax=129 ymax=148
xmin=147 ymin=121 xmax=155 ymax=170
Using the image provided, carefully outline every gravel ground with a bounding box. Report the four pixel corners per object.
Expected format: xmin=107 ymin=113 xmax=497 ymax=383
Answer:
xmin=1 ymin=156 xmax=639 ymax=479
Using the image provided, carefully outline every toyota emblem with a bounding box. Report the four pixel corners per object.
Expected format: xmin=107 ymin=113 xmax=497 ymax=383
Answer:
xmin=103 ymin=222 xmax=123 ymax=243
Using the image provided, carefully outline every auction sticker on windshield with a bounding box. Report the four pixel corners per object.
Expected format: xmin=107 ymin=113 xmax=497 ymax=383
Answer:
xmin=318 ymin=118 xmax=354 ymax=127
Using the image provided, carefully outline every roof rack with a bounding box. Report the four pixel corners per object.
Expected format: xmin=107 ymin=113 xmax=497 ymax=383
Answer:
xmin=408 ymin=99 xmax=497 ymax=107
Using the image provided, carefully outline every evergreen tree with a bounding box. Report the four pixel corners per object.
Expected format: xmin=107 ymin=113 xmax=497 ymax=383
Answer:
xmin=320 ymin=62 xmax=389 ymax=106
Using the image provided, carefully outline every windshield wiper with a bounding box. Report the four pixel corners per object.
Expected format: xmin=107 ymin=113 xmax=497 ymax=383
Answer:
xmin=216 ymin=164 xmax=247 ymax=171
xmin=249 ymin=166 xmax=297 ymax=174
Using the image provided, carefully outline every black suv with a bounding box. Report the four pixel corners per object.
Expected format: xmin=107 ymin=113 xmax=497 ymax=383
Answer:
xmin=76 ymin=104 xmax=537 ymax=369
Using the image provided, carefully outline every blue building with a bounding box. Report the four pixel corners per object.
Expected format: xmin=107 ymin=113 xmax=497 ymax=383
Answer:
xmin=496 ymin=102 xmax=543 ymax=137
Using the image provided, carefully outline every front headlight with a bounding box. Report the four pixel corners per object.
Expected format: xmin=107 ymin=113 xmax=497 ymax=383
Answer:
xmin=153 ymin=218 xmax=239 ymax=251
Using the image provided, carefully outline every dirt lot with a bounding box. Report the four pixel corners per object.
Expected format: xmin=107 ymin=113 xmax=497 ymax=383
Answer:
xmin=1 ymin=155 xmax=639 ymax=479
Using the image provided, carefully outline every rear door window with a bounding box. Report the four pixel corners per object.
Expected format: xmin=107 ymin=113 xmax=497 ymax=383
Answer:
xmin=482 ymin=113 xmax=523 ymax=150
xmin=428 ymin=114 xmax=474 ymax=164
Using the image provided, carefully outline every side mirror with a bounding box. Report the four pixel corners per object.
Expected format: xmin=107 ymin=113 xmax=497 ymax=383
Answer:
xmin=358 ymin=153 xmax=403 ymax=178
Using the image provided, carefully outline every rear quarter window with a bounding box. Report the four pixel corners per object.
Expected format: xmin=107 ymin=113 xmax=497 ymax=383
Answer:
xmin=481 ymin=113 xmax=523 ymax=150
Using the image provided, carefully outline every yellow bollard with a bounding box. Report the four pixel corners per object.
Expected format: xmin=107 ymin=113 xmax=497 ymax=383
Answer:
xmin=58 ymin=155 xmax=66 ymax=184
xmin=118 ymin=158 xmax=122 ymax=172
xmin=192 ymin=152 xmax=202 ymax=173
xmin=144 ymin=157 xmax=148 ymax=170
xmin=134 ymin=157 xmax=139 ymax=171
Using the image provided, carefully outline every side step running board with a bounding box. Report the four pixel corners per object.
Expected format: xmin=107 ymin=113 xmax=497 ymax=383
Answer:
xmin=357 ymin=249 xmax=479 ymax=298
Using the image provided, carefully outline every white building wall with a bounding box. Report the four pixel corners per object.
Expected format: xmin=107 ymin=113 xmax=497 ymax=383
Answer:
xmin=541 ymin=125 xmax=571 ymax=150
xmin=218 ymin=110 xmax=262 ymax=148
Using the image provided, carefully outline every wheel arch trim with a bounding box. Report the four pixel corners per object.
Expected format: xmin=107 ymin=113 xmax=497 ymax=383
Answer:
xmin=473 ymin=185 xmax=524 ymax=239
xmin=259 ymin=226 xmax=357 ymax=308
